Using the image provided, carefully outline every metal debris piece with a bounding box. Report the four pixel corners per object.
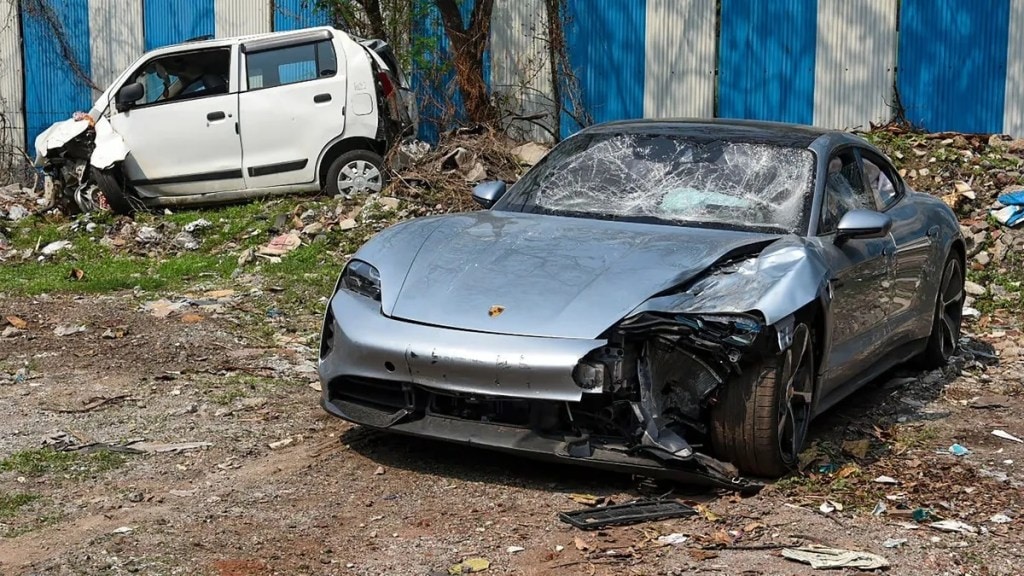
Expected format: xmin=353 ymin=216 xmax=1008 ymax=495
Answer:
xmin=781 ymin=546 xmax=889 ymax=570
xmin=559 ymin=499 xmax=696 ymax=530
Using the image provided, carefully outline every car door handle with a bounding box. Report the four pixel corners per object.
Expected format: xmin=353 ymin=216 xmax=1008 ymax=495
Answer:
xmin=207 ymin=111 xmax=226 ymax=121
xmin=314 ymin=93 xmax=332 ymax=103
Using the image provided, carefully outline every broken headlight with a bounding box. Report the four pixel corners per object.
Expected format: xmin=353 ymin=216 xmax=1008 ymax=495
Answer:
xmin=694 ymin=314 xmax=762 ymax=347
xmin=340 ymin=260 xmax=381 ymax=301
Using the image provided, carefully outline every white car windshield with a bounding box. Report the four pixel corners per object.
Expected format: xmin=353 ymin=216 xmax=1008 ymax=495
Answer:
xmin=498 ymin=133 xmax=815 ymax=234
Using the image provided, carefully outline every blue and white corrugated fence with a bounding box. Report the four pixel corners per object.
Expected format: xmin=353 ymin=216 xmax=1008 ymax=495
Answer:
xmin=2 ymin=0 xmax=1024 ymax=154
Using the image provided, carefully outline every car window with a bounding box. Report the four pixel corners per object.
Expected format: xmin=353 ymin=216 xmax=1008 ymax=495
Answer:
xmin=860 ymin=153 xmax=900 ymax=210
xmin=246 ymin=40 xmax=337 ymax=90
xmin=129 ymin=49 xmax=231 ymax=107
xmin=820 ymin=151 xmax=876 ymax=235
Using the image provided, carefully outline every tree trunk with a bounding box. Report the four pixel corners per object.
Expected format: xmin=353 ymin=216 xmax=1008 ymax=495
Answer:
xmin=433 ymin=0 xmax=497 ymax=124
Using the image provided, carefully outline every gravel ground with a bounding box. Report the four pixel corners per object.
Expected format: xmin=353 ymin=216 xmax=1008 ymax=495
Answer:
xmin=1 ymin=291 xmax=1022 ymax=576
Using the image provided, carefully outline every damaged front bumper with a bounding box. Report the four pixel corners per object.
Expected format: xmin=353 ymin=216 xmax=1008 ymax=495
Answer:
xmin=318 ymin=290 xmax=764 ymax=492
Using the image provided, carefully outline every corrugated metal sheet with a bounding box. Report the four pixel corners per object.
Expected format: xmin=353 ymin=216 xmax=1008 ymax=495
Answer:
xmin=562 ymin=0 xmax=646 ymax=138
xmin=88 ymin=0 xmax=143 ymax=93
xmin=21 ymin=0 xmax=94 ymax=149
xmin=144 ymin=0 xmax=216 ymax=51
xmin=272 ymin=0 xmax=329 ymax=31
xmin=216 ymin=0 xmax=272 ymax=37
xmin=814 ymin=0 xmax=897 ymax=130
xmin=0 ymin=0 xmax=25 ymax=152
xmin=643 ymin=0 xmax=715 ymax=119
xmin=490 ymin=0 xmax=555 ymax=142
xmin=718 ymin=0 xmax=816 ymax=124
xmin=898 ymin=0 xmax=1010 ymax=133
xmin=1005 ymin=0 xmax=1024 ymax=137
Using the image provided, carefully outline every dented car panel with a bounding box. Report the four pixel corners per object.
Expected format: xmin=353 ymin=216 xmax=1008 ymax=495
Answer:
xmin=318 ymin=119 xmax=965 ymax=486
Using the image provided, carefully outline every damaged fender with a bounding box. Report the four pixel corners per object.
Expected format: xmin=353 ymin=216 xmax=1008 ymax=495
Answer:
xmin=629 ymin=235 xmax=832 ymax=325
xmin=35 ymin=115 xmax=128 ymax=171
xmin=90 ymin=117 xmax=129 ymax=170
xmin=34 ymin=117 xmax=91 ymax=165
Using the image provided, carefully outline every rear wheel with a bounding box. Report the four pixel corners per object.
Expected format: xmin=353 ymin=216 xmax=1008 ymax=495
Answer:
xmin=325 ymin=149 xmax=385 ymax=198
xmin=710 ymin=323 xmax=815 ymax=477
xmin=917 ymin=255 xmax=964 ymax=369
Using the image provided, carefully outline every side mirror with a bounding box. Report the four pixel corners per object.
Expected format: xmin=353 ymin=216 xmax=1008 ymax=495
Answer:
xmin=835 ymin=209 xmax=892 ymax=244
xmin=471 ymin=181 xmax=507 ymax=209
xmin=115 ymin=82 xmax=145 ymax=111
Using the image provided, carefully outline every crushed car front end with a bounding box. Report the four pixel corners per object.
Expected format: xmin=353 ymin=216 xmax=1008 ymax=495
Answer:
xmin=317 ymin=256 xmax=810 ymax=492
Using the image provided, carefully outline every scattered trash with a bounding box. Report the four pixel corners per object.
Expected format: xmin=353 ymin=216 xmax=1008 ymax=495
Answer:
xmin=990 ymin=190 xmax=1024 ymax=227
xmin=947 ymin=443 xmax=971 ymax=456
xmin=5 ymin=315 xmax=27 ymax=329
xmin=883 ymin=538 xmax=907 ymax=548
xmin=573 ymin=536 xmax=590 ymax=552
xmin=817 ymin=462 xmax=839 ymax=474
xmin=559 ymin=499 xmax=696 ymax=530
xmin=135 ymin=226 xmax=162 ymax=244
xmin=993 ymin=430 xmax=1024 ymax=443
xmin=656 ymin=533 xmax=688 ymax=545
xmin=40 ymin=240 xmax=72 ymax=256
xmin=183 ymin=218 xmax=212 ymax=233
xmin=969 ymin=396 xmax=1009 ymax=409
xmin=505 ymin=546 xmax=524 ymax=554
xmin=929 ymin=520 xmax=978 ymax=534
xmin=447 ymin=557 xmax=490 ymax=574
xmin=990 ymin=513 xmax=1012 ymax=524
xmin=68 ymin=267 xmax=85 ymax=281
xmin=259 ymin=233 xmax=301 ymax=256
xmin=781 ymin=546 xmax=889 ymax=570
xmin=374 ymin=466 xmax=385 ymax=475
xmin=53 ymin=324 xmax=87 ymax=337
xmin=268 ymin=438 xmax=294 ymax=450
xmin=872 ymin=501 xmax=887 ymax=516
xmin=912 ymin=508 xmax=933 ymax=522
xmin=568 ymin=493 xmax=605 ymax=507
xmin=127 ymin=441 xmax=212 ymax=454
xmin=172 ymin=231 xmax=200 ymax=251
xmin=143 ymin=299 xmax=189 ymax=318
xmin=101 ymin=326 xmax=128 ymax=339
xmin=873 ymin=475 xmax=899 ymax=484
xmin=180 ymin=313 xmax=203 ymax=325
xmin=819 ymin=500 xmax=842 ymax=514
xmin=112 ymin=526 xmax=133 ymax=535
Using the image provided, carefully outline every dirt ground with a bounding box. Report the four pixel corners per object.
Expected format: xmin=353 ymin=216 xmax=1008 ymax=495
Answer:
xmin=1 ymin=289 xmax=1022 ymax=576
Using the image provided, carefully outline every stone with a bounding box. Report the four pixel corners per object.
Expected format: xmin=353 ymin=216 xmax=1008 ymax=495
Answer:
xmin=1007 ymin=139 xmax=1024 ymax=154
xmin=464 ymin=162 xmax=487 ymax=183
xmin=6 ymin=205 xmax=29 ymax=221
xmin=302 ymin=222 xmax=324 ymax=235
xmin=339 ymin=218 xmax=358 ymax=231
xmin=964 ymin=280 xmax=987 ymax=296
xmin=974 ymin=251 xmax=991 ymax=266
xmin=377 ymin=197 xmax=400 ymax=210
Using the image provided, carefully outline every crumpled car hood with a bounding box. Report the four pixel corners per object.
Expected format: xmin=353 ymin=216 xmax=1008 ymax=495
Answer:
xmin=385 ymin=211 xmax=776 ymax=339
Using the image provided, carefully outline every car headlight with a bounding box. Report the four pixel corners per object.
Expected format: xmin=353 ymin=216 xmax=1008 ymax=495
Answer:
xmin=340 ymin=260 xmax=381 ymax=301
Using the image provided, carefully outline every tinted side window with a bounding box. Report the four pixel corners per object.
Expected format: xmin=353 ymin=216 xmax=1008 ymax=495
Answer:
xmin=246 ymin=40 xmax=336 ymax=90
xmin=820 ymin=152 xmax=876 ymax=234
xmin=861 ymin=154 xmax=899 ymax=209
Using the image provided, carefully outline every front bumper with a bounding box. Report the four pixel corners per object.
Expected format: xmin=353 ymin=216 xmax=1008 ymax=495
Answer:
xmin=318 ymin=290 xmax=760 ymax=492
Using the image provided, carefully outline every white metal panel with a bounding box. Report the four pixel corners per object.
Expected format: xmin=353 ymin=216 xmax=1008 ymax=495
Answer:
xmin=0 ymin=0 xmax=24 ymax=153
xmin=88 ymin=0 xmax=144 ymax=94
xmin=643 ymin=0 xmax=716 ymax=119
xmin=216 ymin=0 xmax=271 ymax=39
xmin=490 ymin=0 xmax=556 ymax=142
xmin=1005 ymin=0 xmax=1024 ymax=137
xmin=814 ymin=0 xmax=898 ymax=130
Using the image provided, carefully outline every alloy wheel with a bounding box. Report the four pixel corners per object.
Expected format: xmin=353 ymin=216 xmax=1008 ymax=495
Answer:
xmin=337 ymin=160 xmax=383 ymax=196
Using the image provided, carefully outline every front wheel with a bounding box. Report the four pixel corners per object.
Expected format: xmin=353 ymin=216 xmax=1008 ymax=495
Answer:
xmin=916 ymin=255 xmax=965 ymax=369
xmin=710 ymin=323 xmax=815 ymax=477
xmin=325 ymin=150 xmax=385 ymax=198
xmin=92 ymin=167 xmax=141 ymax=215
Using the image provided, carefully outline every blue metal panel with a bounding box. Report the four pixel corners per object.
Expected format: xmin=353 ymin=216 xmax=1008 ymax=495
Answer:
xmin=898 ymin=0 xmax=1010 ymax=133
xmin=561 ymin=0 xmax=646 ymax=139
xmin=411 ymin=0 xmax=489 ymax=143
xmin=273 ymin=0 xmax=330 ymax=31
xmin=144 ymin=0 xmax=216 ymax=50
xmin=718 ymin=0 xmax=816 ymax=124
xmin=21 ymin=0 xmax=93 ymax=149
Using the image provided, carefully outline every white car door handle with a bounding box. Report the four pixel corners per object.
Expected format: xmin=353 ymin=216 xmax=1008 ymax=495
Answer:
xmin=207 ymin=111 xmax=226 ymax=121
xmin=314 ymin=93 xmax=332 ymax=103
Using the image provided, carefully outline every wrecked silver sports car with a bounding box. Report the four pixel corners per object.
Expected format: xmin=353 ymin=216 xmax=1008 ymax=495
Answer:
xmin=318 ymin=120 xmax=965 ymax=489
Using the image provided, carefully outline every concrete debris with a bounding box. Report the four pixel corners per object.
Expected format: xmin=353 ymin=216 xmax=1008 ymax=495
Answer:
xmin=510 ymin=142 xmax=548 ymax=166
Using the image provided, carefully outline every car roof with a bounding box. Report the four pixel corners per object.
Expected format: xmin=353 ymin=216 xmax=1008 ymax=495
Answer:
xmin=580 ymin=118 xmax=864 ymax=150
xmin=144 ymin=26 xmax=339 ymax=56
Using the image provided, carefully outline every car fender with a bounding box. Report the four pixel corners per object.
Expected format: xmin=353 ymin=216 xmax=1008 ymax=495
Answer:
xmin=34 ymin=118 xmax=91 ymax=165
xmin=89 ymin=116 xmax=130 ymax=170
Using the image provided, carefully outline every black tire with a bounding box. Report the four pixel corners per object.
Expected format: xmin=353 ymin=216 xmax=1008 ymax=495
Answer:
xmin=92 ymin=167 xmax=140 ymax=215
xmin=916 ymin=255 xmax=965 ymax=369
xmin=324 ymin=149 xmax=386 ymax=197
xmin=710 ymin=323 xmax=815 ymax=477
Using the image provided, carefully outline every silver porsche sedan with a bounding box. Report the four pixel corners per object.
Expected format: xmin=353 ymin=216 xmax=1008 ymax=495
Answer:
xmin=317 ymin=119 xmax=965 ymax=489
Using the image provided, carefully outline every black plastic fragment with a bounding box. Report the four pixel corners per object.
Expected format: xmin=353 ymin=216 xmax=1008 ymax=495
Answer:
xmin=558 ymin=499 xmax=696 ymax=530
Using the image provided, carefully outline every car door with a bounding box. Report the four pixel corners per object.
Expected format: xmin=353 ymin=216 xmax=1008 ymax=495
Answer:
xmin=814 ymin=149 xmax=896 ymax=394
xmin=238 ymin=31 xmax=347 ymax=189
xmin=857 ymin=148 xmax=936 ymax=343
xmin=108 ymin=46 xmax=245 ymax=196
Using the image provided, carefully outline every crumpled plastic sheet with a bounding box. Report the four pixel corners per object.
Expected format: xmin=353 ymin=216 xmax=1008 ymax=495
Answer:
xmin=781 ymin=546 xmax=890 ymax=570
xmin=531 ymin=134 xmax=813 ymax=233
xmin=991 ymin=190 xmax=1024 ymax=226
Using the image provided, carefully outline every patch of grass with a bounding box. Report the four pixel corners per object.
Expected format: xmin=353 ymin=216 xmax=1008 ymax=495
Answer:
xmin=0 ymin=448 xmax=129 ymax=478
xmin=0 ymin=493 xmax=39 ymax=518
xmin=206 ymin=374 xmax=285 ymax=405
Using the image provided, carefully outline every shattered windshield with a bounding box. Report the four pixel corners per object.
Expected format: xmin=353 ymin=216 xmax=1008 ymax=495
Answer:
xmin=497 ymin=133 xmax=815 ymax=233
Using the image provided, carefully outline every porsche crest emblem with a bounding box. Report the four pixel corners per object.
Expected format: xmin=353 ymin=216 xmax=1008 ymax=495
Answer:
xmin=488 ymin=305 xmax=506 ymax=317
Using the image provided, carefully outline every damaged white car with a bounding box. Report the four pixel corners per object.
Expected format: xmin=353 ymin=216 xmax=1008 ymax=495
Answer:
xmin=35 ymin=27 xmax=416 ymax=215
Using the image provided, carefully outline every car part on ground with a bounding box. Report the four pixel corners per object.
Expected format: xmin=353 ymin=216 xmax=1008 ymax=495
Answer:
xmin=558 ymin=499 xmax=696 ymax=530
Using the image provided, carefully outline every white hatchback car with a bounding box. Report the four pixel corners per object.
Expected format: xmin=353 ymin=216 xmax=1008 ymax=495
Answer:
xmin=35 ymin=27 xmax=416 ymax=214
